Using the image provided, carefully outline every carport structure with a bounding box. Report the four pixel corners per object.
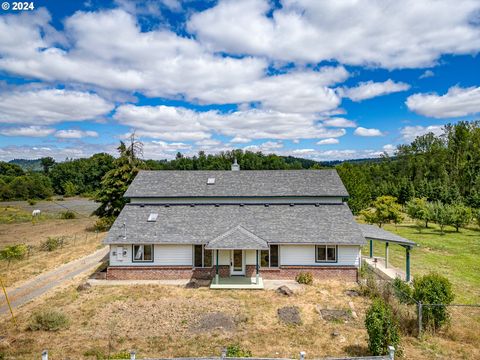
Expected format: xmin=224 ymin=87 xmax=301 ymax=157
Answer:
xmin=359 ymin=224 xmax=416 ymax=282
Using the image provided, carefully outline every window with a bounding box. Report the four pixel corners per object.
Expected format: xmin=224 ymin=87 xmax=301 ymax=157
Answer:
xmin=132 ymin=245 xmax=153 ymax=262
xmin=316 ymin=245 xmax=337 ymax=263
xmin=147 ymin=213 xmax=158 ymax=222
xmin=194 ymin=245 xmax=213 ymax=268
xmin=260 ymin=245 xmax=279 ymax=268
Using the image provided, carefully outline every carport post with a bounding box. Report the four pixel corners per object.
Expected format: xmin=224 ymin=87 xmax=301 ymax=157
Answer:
xmin=215 ymin=249 xmax=219 ymax=284
xmin=256 ymin=250 xmax=259 ymax=284
xmin=385 ymin=242 xmax=389 ymax=268
xmin=369 ymin=239 xmax=373 ymax=258
xmin=405 ymin=246 xmax=411 ymax=282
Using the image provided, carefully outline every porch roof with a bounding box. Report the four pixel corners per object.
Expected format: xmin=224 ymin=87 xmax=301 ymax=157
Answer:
xmin=358 ymin=224 xmax=416 ymax=246
xmin=205 ymin=225 xmax=269 ymax=250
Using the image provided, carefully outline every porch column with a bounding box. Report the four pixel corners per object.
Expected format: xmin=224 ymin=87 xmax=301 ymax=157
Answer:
xmin=405 ymin=246 xmax=411 ymax=282
xmin=215 ymin=249 xmax=219 ymax=284
xmin=369 ymin=239 xmax=373 ymax=258
xmin=256 ymin=250 xmax=259 ymax=284
xmin=385 ymin=242 xmax=389 ymax=268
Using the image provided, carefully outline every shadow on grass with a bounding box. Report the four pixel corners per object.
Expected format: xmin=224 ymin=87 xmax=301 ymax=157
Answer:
xmin=343 ymin=344 xmax=369 ymax=357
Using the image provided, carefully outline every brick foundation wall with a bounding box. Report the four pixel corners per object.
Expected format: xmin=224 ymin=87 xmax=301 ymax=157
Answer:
xmin=106 ymin=265 xmax=357 ymax=281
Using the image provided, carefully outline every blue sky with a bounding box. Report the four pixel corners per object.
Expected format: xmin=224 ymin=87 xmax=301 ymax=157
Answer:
xmin=0 ymin=0 xmax=479 ymax=161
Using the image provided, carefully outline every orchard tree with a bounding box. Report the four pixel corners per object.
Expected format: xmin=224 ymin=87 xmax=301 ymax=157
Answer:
xmin=360 ymin=196 xmax=403 ymax=228
xmin=430 ymin=201 xmax=453 ymax=234
xmin=406 ymin=197 xmax=431 ymax=228
xmin=449 ymin=203 xmax=472 ymax=232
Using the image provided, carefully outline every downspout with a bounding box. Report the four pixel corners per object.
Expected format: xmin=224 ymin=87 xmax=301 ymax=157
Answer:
xmin=216 ymin=249 xmax=219 ymax=284
xmin=256 ymin=250 xmax=259 ymax=284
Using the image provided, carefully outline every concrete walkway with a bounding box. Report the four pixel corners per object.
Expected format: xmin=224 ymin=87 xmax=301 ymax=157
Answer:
xmin=363 ymin=256 xmax=410 ymax=281
xmin=0 ymin=246 xmax=109 ymax=315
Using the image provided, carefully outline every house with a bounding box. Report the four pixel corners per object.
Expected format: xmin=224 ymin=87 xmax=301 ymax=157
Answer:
xmin=103 ymin=162 xmax=414 ymax=288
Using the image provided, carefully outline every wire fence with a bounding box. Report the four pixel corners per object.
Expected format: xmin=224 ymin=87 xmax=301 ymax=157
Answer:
xmin=361 ymin=264 xmax=480 ymax=341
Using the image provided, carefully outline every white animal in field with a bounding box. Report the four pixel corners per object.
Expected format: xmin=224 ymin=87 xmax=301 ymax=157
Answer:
xmin=32 ymin=209 xmax=41 ymax=217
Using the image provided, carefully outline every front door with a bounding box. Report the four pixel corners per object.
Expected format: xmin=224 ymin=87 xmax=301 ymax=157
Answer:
xmin=230 ymin=250 xmax=245 ymax=275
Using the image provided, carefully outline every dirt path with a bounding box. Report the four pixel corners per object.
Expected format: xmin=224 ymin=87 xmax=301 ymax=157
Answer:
xmin=0 ymin=246 xmax=108 ymax=315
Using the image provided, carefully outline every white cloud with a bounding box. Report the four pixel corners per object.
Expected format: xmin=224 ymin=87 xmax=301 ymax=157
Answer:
xmin=419 ymin=70 xmax=434 ymax=79
xmin=230 ymin=136 xmax=252 ymax=144
xmin=382 ymin=144 xmax=396 ymax=155
xmin=338 ymin=80 xmax=410 ymax=102
xmin=188 ymin=0 xmax=480 ymax=69
xmin=317 ymin=138 xmax=339 ymax=145
xmin=354 ymin=127 xmax=384 ymax=137
xmin=400 ymin=125 xmax=444 ymax=142
xmin=0 ymin=143 xmax=114 ymax=161
xmin=322 ymin=118 xmax=356 ymax=128
xmin=0 ymin=89 xmax=113 ymax=125
xmin=114 ymin=104 xmax=348 ymax=142
xmin=55 ymin=129 xmax=99 ymax=139
xmin=244 ymin=141 xmax=284 ymax=153
xmin=406 ymin=86 xmax=480 ymax=118
xmin=0 ymin=126 xmax=55 ymax=137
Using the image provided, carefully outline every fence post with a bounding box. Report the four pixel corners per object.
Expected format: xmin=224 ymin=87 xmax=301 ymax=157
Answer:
xmin=130 ymin=350 xmax=136 ymax=360
xmin=388 ymin=346 xmax=395 ymax=360
xmin=41 ymin=350 xmax=48 ymax=360
xmin=299 ymin=351 xmax=306 ymax=360
xmin=417 ymin=301 xmax=423 ymax=337
xmin=221 ymin=347 xmax=226 ymax=359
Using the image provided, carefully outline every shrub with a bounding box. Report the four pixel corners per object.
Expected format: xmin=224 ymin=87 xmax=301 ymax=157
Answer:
xmin=226 ymin=344 xmax=252 ymax=357
xmin=40 ymin=237 xmax=66 ymax=252
xmin=0 ymin=244 xmax=28 ymax=268
xmin=412 ymin=273 xmax=454 ymax=331
xmin=295 ymin=272 xmax=313 ymax=285
xmin=365 ymin=298 xmax=400 ymax=356
xmin=60 ymin=210 xmax=76 ymax=219
xmin=392 ymin=277 xmax=414 ymax=305
xmin=29 ymin=309 xmax=70 ymax=331
xmin=27 ymin=199 xmax=37 ymax=206
xmin=92 ymin=217 xmax=115 ymax=232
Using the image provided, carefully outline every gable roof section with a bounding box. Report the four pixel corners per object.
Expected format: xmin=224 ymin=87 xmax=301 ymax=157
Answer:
xmin=124 ymin=169 xmax=349 ymax=198
xmin=205 ymin=225 xmax=269 ymax=250
xmin=104 ymin=204 xmax=365 ymax=246
xmin=359 ymin=224 xmax=416 ymax=246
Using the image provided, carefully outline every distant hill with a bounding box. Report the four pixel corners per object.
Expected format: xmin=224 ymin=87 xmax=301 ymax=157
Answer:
xmin=9 ymin=158 xmax=43 ymax=171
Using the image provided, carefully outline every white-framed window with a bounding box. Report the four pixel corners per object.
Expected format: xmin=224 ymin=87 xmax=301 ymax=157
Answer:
xmin=316 ymin=245 xmax=337 ymax=263
xmin=260 ymin=245 xmax=279 ymax=268
xmin=194 ymin=245 xmax=213 ymax=268
xmin=132 ymin=244 xmax=154 ymax=262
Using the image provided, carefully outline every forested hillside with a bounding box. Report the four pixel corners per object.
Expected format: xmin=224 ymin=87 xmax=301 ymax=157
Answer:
xmin=337 ymin=121 xmax=480 ymax=213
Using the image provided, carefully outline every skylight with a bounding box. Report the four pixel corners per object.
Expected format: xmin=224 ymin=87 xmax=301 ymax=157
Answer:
xmin=147 ymin=213 xmax=158 ymax=222
xmin=207 ymin=177 xmax=215 ymax=185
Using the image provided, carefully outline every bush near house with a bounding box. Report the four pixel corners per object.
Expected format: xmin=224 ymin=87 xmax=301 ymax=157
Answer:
xmin=295 ymin=272 xmax=313 ymax=285
xmin=365 ymin=298 xmax=400 ymax=356
xmin=60 ymin=210 xmax=76 ymax=219
xmin=226 ymin=345 xmax=252 ymax=358
xmin=29 ymin=309 xmax=70 ymax=331
xmin=91 ymin=217 xmax=115 ymax=232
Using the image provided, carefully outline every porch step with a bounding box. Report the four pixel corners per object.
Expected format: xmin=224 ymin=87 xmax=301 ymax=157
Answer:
xmin=210 ymin=277 xmax=264 ymax=290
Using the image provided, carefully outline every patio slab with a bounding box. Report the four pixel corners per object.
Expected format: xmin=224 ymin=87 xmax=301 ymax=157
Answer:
xmin=210 ymin=276 xmax=264 ymax=289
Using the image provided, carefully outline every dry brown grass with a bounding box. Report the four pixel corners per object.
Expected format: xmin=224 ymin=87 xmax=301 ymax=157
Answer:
xmin=0 ymin=281 xmax=479 ymax=359
xmin=0 ymin=281 xmax=370 ymax=359
xmin=0 ymin=217 xmax=105 ymax=287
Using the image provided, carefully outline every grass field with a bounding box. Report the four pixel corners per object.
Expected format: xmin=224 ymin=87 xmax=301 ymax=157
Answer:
xmin=0 ymin=199 xmax=105 ymax=287
xmin=363 ymin=221 xmax=480 ymax=304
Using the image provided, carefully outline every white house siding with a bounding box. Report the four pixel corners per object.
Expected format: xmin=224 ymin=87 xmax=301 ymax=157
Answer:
xmin=279 ymin=245 xmax=360 ymax=267
xmin=109 ymin=244 xmax=192 ymax=266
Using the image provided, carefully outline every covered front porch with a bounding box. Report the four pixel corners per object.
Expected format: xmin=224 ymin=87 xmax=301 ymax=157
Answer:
xmin=206 ymin=225 xmax=268 ymax=289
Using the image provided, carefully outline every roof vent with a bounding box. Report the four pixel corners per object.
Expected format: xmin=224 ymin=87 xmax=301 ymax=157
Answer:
xmin=231 ymin=158 xmax=240 ymax=171
xmin=239 ymin=203 xmax=245 ymax=207
xmin=207 ymin=177 xmax=215 ymax=185
xmin=165 ymin=204 xmax=170 ymax=208
xmin=190 ymin=204 xmax=195 ymax=207
xmin=139 ymin=204 xmax=145 ymax=208
xmin=215 ymin=204 xmax=220 ymax=207
xmin=147 ymin=213 xmax=158 ymax=222
xmin=264 ymin=204 xmax=270 ymax=207
xmin=290 ymin=203 xmax=295 ymax=207
xmin=315 ymin=203 xmax=320 ymax=207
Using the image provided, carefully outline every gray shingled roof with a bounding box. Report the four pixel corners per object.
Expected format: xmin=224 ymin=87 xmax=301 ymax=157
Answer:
xmin=104 ymin=204 xmax=365 ymax=246
xmin=205 ymin=225 xmax=269 ymax=250
xmin=359 ymin=224 xmax=416 ymax=246
xmin=124 ymin=170 xmax=349 ymax=198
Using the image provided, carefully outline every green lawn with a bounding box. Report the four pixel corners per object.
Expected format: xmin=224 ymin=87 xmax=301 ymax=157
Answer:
xmin=362 ymin=222 xmax=480 ymax=304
